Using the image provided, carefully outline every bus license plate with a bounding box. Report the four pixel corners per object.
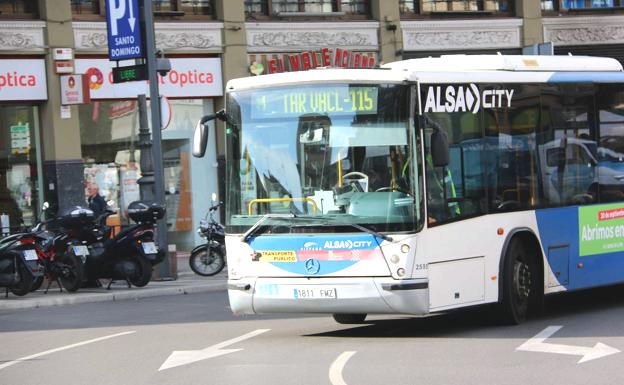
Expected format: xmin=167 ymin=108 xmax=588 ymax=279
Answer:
xmin=22 ymin=249 xmax=38 ymax=261
xmin=142 ymin=242 xmax=158 ymax=254
xmin=294 ymin=287 xmax=337 ymax=299
xmin=73 ymin=245 xmax=89 ymax=256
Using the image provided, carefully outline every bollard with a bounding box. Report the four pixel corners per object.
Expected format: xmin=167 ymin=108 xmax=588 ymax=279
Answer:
xmin=152 ymin=244 xmax=178 ymax=280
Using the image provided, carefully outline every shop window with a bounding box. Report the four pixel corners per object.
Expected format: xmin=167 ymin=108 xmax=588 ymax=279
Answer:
xmin=245 ymin=0 xmax=369 ymax=18
xmin=421 ymin=0 xmax=512 ymax=12
xmin=400 ymin=0 xmax=419 ymax=14
xmin=71 ymin=0 xmax=102 ymax=15
xmin=79 ymin=98 xmax=216 ymax=251
xmin=0 ymin=0 xmax=39 ymax=19
xmin=153 ymin=0 xmax=214 ymax=17
xmin=245 ymin=0 xmax=269 ymax=15
xmin=74 ymin=0 xmax=214 ymax=19
xmin=542 ymin=0 xmax=624 ymax=12
xmin=0 ymin=105 xmax=41 ymax=234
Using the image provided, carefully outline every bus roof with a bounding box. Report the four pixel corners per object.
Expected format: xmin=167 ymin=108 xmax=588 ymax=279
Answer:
xmin=382 ymin=54 xmax=623 ymax=72
xmin=226 ymin=67 xmax=409 ymax=91
xmin=226 ymin=55 xmax=624 ymax=91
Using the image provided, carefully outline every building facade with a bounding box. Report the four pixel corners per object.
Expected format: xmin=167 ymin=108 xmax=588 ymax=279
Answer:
xmin=0 ymin=0 xmax=622 ymax=250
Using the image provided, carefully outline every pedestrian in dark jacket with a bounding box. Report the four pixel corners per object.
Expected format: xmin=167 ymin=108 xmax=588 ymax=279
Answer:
xmin=86 ymin=182 xmax=107 ymax=216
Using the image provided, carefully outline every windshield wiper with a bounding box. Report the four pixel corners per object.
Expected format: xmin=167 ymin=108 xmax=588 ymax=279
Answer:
xmin=241 ymin=213 xmax=294 ymax=243
xmin=241 ymin=214 xmax=394 ymax=243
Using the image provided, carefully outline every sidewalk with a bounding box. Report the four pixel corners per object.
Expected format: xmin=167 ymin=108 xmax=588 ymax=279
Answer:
xmin=0 ymin=254 xmax=227 ymax=311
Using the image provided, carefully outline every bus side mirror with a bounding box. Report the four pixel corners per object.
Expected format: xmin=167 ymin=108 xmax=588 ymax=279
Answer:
xmin=193 ymin=110 xmax=225 ymax=158
xmin=431 ymin=129 xmax=449 ymax=167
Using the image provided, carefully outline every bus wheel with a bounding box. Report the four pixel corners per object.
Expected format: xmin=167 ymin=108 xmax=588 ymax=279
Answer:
xmin=332 ymin=314 xmax=367 ymax=324
xmin=500 ymin=237 xmax=535 ymax=325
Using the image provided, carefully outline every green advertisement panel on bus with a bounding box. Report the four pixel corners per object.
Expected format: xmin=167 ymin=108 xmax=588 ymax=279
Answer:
xmin=579 ymin=204 xmax=624 ymax=256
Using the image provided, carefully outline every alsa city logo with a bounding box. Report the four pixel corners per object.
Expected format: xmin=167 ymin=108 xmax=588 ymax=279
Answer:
xmin=423 ymin=84 xmax=514 ymax=114
xmin=323 ymin=240 xmax=373 ymax=250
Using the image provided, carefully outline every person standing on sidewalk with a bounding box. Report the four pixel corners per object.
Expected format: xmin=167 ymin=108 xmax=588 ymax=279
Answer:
xmin=86 ymin=182 xmax=107 ymax=217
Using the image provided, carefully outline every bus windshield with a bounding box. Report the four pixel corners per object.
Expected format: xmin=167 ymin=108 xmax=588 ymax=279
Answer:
xmin=224 ymin=83 xmax=419 ymax=234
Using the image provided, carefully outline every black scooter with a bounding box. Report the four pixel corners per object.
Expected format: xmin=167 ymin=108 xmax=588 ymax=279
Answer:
xmin=29 ymin=204 xmax=92 ymax=293
xmin=189 ymin=194 xmax=225 ymax=277
xmin=0 ymin=231 xmax=42 ymax=297
xmin=84 ymin=200 xmax=165 ymax=289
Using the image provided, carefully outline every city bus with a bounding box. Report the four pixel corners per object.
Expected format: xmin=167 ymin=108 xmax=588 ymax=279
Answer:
xmin=193 ymin=54 xmax=624 ymax=325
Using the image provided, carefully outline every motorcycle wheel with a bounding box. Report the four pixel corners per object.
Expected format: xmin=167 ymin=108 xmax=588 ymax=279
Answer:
xmin=30 ymin=275 xmax=44 ymax=292
xmin=58 ymin=253 xmax=84 ymax=292
xmin=128 ymin=256 xmax=152 ymax=287
xmin=189 ymin=245 xmax=225 ymax=277
xmin=10 ymin=261 xmax=35 ymax=297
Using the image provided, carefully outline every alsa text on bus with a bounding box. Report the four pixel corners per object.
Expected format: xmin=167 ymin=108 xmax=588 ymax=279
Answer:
xmin=424 ymin=84 xmax=514 ymax=114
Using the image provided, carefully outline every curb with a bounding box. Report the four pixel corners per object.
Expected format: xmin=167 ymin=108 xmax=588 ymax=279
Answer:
xmin=0 ymin=281 xmax=227 ymax=311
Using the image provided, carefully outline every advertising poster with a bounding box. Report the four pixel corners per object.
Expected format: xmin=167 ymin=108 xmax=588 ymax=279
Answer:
xmin=579 ymin=203 xmax=624 ymax=256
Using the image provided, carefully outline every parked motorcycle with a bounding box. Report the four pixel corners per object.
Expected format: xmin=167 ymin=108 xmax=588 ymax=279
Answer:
xmin=189 ymin=194 xmax=226 ymax=277
xmin=0 ymin=231 xmax=42 ymax=297
xmin=84 ymin=200 xmax=165 ymax=288
xmin=29 ymin=204 xmax=91 ymax=293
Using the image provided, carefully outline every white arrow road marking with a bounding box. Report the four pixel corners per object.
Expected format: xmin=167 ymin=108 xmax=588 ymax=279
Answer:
xmin=329 ymin=351 xmax=356 ymax=385
xmin=516 ymin=325 xmax=620 ymax=363
xmin=159 ymin=329 xmax=270 ymax=371
xmin=0 ymin=331 xmax=136 ymax=371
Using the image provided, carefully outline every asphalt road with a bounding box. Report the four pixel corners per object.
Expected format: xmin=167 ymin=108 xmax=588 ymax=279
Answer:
xmin=3 ymin=286 xmax=624 ymax=385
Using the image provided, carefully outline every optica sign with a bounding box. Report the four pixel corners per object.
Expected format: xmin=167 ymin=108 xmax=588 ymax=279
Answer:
xmin=74 ymin=58 xmax=222 ymax=99
xmin=0 ymin=59 xmax=47 ymax=101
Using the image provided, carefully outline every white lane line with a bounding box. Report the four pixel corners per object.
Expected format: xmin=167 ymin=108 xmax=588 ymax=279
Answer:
xmin=0 ymin=331 xmax=136 ymax=371
xmin=329 ymin=351 xmax=357 ymax=385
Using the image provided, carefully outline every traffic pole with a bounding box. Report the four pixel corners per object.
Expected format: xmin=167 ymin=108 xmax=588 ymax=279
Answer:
xmin=140 ymin=0 xmax=170 ymax=278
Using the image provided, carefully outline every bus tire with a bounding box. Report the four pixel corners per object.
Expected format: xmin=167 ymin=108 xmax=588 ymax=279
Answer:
xmin=499 ymin=236 xmax=538 ymax=325
xmin=332 ymin=314 xmax=367 ymax=324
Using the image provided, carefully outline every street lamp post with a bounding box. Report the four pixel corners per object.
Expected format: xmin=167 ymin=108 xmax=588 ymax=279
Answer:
xmin=138 ymin=0 xmax=170 ymax=278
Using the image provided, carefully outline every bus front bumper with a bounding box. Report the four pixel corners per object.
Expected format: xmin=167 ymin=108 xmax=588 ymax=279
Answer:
xmin=227 ymin=277 xmax=429 ymax=316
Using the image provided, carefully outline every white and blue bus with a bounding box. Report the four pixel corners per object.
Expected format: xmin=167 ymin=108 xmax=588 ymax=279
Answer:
xmin=193 ymin=54 xmax=624 ymax=324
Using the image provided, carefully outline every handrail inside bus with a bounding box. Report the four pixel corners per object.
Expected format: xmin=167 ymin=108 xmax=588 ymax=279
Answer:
xmin=248 ymin=197 xmax=318 ymax=215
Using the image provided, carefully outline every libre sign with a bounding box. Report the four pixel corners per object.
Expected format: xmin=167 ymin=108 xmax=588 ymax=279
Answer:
xmin=105 ymin=0 xmax=143 ymax=61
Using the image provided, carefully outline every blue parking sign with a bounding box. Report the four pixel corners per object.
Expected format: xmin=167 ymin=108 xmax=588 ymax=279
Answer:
xmin=105 ymin=0 xmax=143 ymax=61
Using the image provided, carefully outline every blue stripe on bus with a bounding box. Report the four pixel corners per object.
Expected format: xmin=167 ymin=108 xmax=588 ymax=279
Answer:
xmin=548 ymin=72 xmax=624 ymax=83
xmin=535 ymin=206 xmax=624 ymax=290
xmin=248 ymin=234 xmax=381 ymax=251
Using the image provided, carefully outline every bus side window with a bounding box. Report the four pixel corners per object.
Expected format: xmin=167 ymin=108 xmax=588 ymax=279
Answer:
xmin=424 ymin=111 xmax=485 ymax=225
xmin=485 ymin=84 xmax=541 ymax=212
xmin=539 ymin=84 xmax=598 ymax=206
xmin=597 ymin=84 xmax=624 ymax=203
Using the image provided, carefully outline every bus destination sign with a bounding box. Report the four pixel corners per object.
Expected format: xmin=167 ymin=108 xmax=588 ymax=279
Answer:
xmin=251 ymin=86 xmax=378 ymax=119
